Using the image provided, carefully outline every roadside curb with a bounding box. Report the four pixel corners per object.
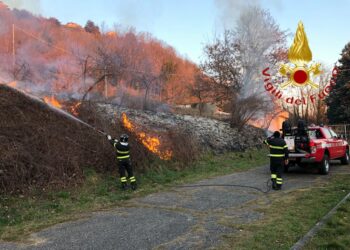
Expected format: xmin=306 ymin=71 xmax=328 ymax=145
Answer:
xmin=290 ymin=191 xmax=350 ymax=250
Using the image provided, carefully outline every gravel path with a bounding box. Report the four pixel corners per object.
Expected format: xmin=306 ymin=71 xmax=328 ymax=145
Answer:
xmin=1 ymin=163 xmax=349 ymax=250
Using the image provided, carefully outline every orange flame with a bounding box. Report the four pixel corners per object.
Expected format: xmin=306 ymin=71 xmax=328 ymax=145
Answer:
xmin=44 ymin=96 xmax=62 ymax=108
xmin=70 ymin=102 xmax=81 ymax=116
xmin=122 ymin=113 xmax=134 ymax=131
xmin=8 ymin=81 xmax=17 ymax=88
xmin=121 ymin=113 xmax=173 ymax=160
xmin=248 ymin=111 xmax=289 ymax=132
xmin=268 ymin=111 xmax=289 ymax=132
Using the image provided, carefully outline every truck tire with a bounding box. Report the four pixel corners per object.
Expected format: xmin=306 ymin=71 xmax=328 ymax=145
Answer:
xmin=319 ymin=154 xmax=330 ymax=175
xmin=341 ymin=149 xmax=350 ymax=165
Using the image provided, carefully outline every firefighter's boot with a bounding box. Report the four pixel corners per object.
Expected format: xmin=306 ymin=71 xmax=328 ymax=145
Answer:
xmin=121 ymin=182 xmax=127 ymax=190
xmin=271 ymin=179 xmax=277 ymax=190
xmin=271 ymin=174 xmax=277 ymax=190
xmin=276 ymin=178 xmax=283 ymax=190
xmin=120 ymin=177 xmax=127 ymax=191
xmin=129 ymin=176 xmax=137 ymax=190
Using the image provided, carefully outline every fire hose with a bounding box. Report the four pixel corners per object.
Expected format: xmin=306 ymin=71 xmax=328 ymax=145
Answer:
xmin=38 ymin=86 xmax=273 ymax=193
xmin=4 ymin=84 xmax=109 ymax=138
xmin=42 ymin=98 xmax=108 ymax=137
xmin=177 ymin=178 xmax=272 ymax=194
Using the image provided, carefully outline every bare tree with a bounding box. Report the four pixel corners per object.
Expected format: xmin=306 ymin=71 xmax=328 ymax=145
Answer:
xmin=201 ymin=6 xmax=287 ymax=130
xmin=188 ymin=71 xmax=214 ymax=115
xmin=82 ymin=40 xmax=126 ymax=100
xmin=201 ymin=30 xmax=242 ymax=107
xmin=283 ymin=70 xmax=330 ymax=125
xmin=236 ymin=6 xmax=287 ymax=97
xmin=12 ymin=60 xmax=31 ymax=81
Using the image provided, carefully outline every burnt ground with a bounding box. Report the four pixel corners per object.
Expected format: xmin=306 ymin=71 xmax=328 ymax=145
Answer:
xmin=1 ymin=162 xmax=349 ymax=250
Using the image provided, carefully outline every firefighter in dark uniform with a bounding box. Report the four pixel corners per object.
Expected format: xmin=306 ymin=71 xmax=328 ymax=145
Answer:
xmin=264 ymin=131 xmax=289 ymax=190
xmin=107 ymin=134 xmax=137 ymax=190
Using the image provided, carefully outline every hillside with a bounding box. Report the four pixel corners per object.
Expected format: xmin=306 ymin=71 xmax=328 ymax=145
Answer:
xmin=0 ymin=84 xmax=119 ymax=193
xmin=0 ymin=84 xmax=265 ymax=194
xmin=0 ymin=2 xmax=199 ymax=105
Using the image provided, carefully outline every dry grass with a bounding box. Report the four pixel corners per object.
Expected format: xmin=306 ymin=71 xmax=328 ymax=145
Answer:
xmin=0 ymin=86 xmax=202 ymax=194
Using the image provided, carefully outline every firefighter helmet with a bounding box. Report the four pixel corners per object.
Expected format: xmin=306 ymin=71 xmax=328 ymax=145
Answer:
xmin=273 ymin=131 xmax=281 ymax=138
xmin=120 ymin=134 xmax=129 ymax=143
xmin=282 ymin=120 xmax=292 ymax=135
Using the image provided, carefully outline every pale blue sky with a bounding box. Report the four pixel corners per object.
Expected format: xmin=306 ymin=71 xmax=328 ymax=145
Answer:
xmin=4 ymin=0 xmax=350 ymax=67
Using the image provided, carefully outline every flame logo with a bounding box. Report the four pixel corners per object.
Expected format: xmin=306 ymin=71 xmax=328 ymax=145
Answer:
xmin=279 ymin=21 xmax=322 ymax=89
xmin=288 ymin=21 xmax=312 ymax=65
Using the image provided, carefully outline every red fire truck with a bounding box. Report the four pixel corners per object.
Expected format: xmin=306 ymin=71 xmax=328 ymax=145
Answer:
xmin=282 ymin=121 xmax=349 ymax=174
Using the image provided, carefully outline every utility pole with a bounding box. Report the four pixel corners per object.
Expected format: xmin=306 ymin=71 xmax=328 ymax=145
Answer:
xmin=104 ymin=65 xmax=108 ymax=99
xmin=12 ymin=23 xmax=15 ymax=79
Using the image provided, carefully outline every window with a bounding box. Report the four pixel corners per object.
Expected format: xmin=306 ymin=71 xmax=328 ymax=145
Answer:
xmin=308 ymin=130 xmax=317 ymax=139
xmin=329 ymin=128 xmax=338 ymax=138
xmin=315 ymin=129 xmax=323 ymax=139
xmin=321 ymin=128 xmax=332 ymax=139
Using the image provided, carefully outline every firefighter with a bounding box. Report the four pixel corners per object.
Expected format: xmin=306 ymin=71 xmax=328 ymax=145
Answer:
xmin=107 ymin=134 xmax=137 ymax=190
xmin=282 ymin=120 xmax=292 ymax=138
xmin=264 ymin=131 xmax=289 ymax=190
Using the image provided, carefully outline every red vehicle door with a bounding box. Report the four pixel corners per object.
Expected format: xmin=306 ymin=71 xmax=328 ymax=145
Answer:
xmin=321 ymin=128 xmax=338 ymax=159
xmin=329 ymin=128 xmax=345 ymax=158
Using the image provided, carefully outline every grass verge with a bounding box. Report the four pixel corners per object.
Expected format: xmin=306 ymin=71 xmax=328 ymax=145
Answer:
xmin=0 ymin=148 xmax=268 ymax=242
xmin=304 ymin=197 xmax=350 ymax=249
xmin=219 ymin=173 xmax=350 ymax=250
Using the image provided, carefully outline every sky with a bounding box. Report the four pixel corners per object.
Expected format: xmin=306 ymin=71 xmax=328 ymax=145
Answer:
xmin=3 ymin=0 xmax=350 ymax=68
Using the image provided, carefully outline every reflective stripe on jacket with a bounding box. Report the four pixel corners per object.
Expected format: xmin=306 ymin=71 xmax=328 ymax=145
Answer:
xmin=111 ymin=139 xmax=130 ymax=160
xmin=264 ymin=137 xmax=288 ymax=159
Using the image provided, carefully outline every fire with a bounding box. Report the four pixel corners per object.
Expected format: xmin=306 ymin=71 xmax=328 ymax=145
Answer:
xmin=122 ymin=113 xmax=134 ymax=131
xmin=8 ymin=81 xmax=17 ymax=88
xmin=121 ymin=113 xmax=173 ymax=160
xmin=106 ymin=31 xmax=117 ymax=37
xmin=44 ymin=96 xmax=62 ymax=108
xmin=248 ymin=110 xmax=289 ymax=132
xmin=70 ymin=102 xmax=81 ymax=116
xmin=268 ymin=111 xmax=289 ymax=132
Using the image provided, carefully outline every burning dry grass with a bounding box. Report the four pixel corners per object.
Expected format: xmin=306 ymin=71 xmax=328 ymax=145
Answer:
xmin=121 ymin=113 xmax=173 ymax=160
xmin=0 ymin=85 xmax=201 ymax=194
xmin=43 ymin=96 xmax=63 ymax=108
xmin=79 ymin=104 xmax=200 ymax=171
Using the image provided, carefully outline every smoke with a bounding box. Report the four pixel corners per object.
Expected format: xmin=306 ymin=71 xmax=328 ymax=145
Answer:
xmin=2 ymin=0 xmax=41 ymax=15
xmin=215 ymin=0 xmax=282 ymax=29
xmin=113 ymin=0 xmax=162 ymax=32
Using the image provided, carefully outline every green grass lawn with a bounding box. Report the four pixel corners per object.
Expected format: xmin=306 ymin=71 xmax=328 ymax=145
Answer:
xmin=304 ymin=198 xmax=350 ymax=250
xmin=219 ymin=174 xmax=350 ymax=250
xmin=0 ymin=148 xmax=268 ymax=242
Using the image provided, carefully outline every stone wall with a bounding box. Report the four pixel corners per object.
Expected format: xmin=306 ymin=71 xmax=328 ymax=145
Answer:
xmin=97 ymin=104 xmax=266 ymax=153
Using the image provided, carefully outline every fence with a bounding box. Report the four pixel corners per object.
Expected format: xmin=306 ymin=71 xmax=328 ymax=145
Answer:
xmin=328 ymin=124 xmax=350 ymax=142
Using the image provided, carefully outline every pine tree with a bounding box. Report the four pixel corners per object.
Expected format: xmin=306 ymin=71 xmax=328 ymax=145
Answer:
xmin=326 ymin=42 xmax=350 ymax=124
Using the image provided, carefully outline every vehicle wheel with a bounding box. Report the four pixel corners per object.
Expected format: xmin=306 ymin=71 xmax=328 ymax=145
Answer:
xmin=340 ymin=149 xmax=350 ymax=165
xmin=319 ymin=154 xmax=330 ymax=175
